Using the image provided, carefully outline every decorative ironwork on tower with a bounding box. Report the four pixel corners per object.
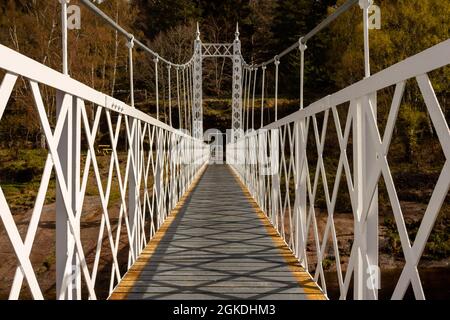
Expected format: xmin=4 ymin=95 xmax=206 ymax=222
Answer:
xmin=193 ymin=23 xmax=244 ymax=142
xmin=231 ymin=23 xmax=243 ymax=142
xmin=192 ymin=22 xmax=203 ymax=139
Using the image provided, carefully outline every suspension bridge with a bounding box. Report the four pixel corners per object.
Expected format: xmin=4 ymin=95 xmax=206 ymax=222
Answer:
xmin=0 ymin=0 xmax=448 ymax=300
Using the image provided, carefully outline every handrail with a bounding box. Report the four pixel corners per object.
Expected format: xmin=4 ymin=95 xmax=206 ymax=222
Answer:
xmin=79 ymin=0 xmax=194 ymax=68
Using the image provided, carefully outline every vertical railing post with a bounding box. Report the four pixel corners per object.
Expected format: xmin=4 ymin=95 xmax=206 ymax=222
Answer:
xmin=352 ymin=93 xmax=380 ymax=300
xmin=251 ymin=133 xmax=257 ymax=197
xmin=172 ymin=133 xmax=179 ymax=208
xmin=270 ymin=128 xmax=279 ymax=230
xmin=355 ymin=0 xmax=378 ymax=300
xmin=257 ymin=130 xmax=267 ymax=212
xmin=294 ymin=39 xmax=308 ymax=268
xmin=243 ymin=67 xmax=252 ymax=183
xmin=153 ymin=56 xmax=164 ymax=230
xmin=56 ymin=0 xmax=68 ymax=300
xmin=72 ymin=98 xmax=82 ymax=299
xmin=156 ymin=128 xmax=164 ymax=228
xmin=362 ymin=91 xmax=378 ymax=299
xmin=56 ymin=0 xmax=81 ymax=300
xmin=271 ymin=58 xmax=281 ymax=232
xmin=126 ymin=35 xmax=139 ymax=266
xmin=352 ymin=97 xmax=364 ymax=300
xmin=167 ymin=65 xmax=176 ymax=214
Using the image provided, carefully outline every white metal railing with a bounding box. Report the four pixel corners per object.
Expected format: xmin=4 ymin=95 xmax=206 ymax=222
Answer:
xmin=227 ymin=39 xmax=450 ymax=300
xmin=0 ymin=44 xmax=209 ymax=299
xmin=1 ymin=0 xmax=448 ymax=301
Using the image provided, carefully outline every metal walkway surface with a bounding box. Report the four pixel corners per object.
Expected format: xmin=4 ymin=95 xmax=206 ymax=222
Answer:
xmin=109 ymin=165 xmax=326 ymax=300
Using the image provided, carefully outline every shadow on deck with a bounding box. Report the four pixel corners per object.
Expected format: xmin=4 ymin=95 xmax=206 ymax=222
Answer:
xmin=109 ymin=164 xmax=325 ymax=300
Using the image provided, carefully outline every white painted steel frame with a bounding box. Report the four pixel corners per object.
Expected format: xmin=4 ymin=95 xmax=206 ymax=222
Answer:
xmin=227 ymin=39 xmax=450 ymax=300
xmin=199 ymin=28 xmax=244 ymax=141
xmin=0 ymin=44 xmax=209 ymax=299
xmin=0 ymin=0 xmax=448 ymax=301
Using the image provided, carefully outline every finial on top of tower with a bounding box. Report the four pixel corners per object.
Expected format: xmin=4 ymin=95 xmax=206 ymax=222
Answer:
xmin=196 ymin=22 xmax=200 ymax=41
xmin=235 ymin=22 xmax=240 ymax=41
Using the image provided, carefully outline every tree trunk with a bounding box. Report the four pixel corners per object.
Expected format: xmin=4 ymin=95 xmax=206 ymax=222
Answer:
xmin=40 ymin=124 xmax=46 ymax=149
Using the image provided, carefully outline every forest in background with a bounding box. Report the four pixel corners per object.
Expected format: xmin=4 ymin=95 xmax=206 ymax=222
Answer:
xmin=0 ymin=0 xmax=448 ymax=144
xmin=0 ymin=0 xmax=449 ymax=268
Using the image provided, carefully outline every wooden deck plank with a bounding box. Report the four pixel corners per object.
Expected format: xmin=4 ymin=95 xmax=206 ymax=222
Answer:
xmin=109 ymin=164 xmax=326 ymax=300
xmin=126 ymin=270 xmax=315 ymax=277
xmin=114 ymin=287 xmax=312 ymax=294
xmin=119 ymin=276 xmax=314 ymax=282
xmin=120 ymin=293 xmax=324 ymax=300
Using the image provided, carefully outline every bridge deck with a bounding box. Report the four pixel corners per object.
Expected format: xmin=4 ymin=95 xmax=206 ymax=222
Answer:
xmin=109 ymin=165 xmax=325 ymax=300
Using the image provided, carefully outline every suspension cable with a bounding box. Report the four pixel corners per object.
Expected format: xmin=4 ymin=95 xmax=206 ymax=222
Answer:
xmin=190 ymin=65 xmax=194 ymax=134
xmin=252 ymin=67 xmax=258 ymax=130
xmin=260 ymin=66 xmax=266 ymax=128
xmin=176 ymin=67 xmax=182 ymax=129
xmin=299 ymin=38 xmax=307 ymax=109
xmin=187 ymin=65 xmax=191 ymax=134
xmin=274 ymin=58 xmax=280 ymax=121
xmin=246 ymin=67 xmax=252 ymax=131
xmin=190 ymin=64 xmax=194 ymax=134
xmin=154 ymin=57 xmax=160 ymax=120
xmin=167 ymin=65 xmax=172 ymax=126
xmin=127 ymin=37 xmax=135 ymax=108
xmin=242 ymin=67 xmax=247 ymax=133
xmin=162 ymin=64 xmax=167 ymax=123
xmin=182 ymin=66 xmax=187 ymax=131
xmin=360 ymin=0 xmax=371 ymax=77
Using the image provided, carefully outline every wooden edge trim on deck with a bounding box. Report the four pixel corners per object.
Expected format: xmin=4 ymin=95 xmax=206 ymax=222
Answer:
xmin=108 ymin=163 xmax=208 ymax=300
xmin=227 ymin=165 xmax=328 ymax=301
